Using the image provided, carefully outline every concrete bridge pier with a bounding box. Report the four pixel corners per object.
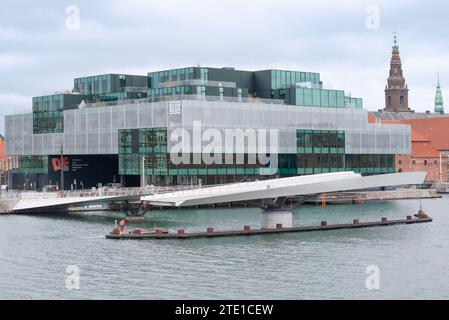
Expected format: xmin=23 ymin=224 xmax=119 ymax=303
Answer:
xmin=261 ymin=210 xmax=293 ymax=229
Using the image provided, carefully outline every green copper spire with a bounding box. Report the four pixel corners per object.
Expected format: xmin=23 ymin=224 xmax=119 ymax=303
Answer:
xmin=435 ymin=72 xmax=444 ymax=114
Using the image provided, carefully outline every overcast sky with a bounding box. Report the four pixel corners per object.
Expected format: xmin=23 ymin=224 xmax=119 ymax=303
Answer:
xmin=1 ymin=0 xmax=448 ymax=133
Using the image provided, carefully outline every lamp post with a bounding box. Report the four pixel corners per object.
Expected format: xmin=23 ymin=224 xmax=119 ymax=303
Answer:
xmin=141 ymin=156 xmax=146 ymax=187
xmin=60 ymin=145 xmax=64 ymax=191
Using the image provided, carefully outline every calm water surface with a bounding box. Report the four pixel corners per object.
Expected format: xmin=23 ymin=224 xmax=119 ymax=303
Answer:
xmin=0 ymin=197 xmax=448 ymax=299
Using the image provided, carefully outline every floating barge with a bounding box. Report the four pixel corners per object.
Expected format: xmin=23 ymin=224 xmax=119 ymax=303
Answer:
xmin=106 ymin=212 xmax=432 ymax=240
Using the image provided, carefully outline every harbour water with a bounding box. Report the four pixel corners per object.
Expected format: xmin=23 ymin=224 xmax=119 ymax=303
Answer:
xmin=0 ymin=197 xmax=448 ymax=299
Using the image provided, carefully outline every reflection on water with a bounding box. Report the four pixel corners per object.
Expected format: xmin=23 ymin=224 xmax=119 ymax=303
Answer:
xmin=0 ymin=197 xmax=448 ymax=299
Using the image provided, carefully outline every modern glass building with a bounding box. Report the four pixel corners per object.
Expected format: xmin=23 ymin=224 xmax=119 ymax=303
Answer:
xmin=5 ymin=67 xmax=410 ymax=189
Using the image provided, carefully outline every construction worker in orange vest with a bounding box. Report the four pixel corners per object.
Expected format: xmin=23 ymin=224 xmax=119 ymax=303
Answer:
xmin=119 ymin=219 xmax=126 ymax=235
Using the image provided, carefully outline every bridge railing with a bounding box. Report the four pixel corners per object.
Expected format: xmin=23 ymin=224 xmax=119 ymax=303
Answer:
xmin=11 ymin=185 xmax=209 ymax=200
xmin=2 ymin=183 xmax=238 ymax=200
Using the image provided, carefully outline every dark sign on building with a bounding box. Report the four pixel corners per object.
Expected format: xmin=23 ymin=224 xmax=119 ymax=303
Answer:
xmin=48 ymin=155 xmax=119 ymax=189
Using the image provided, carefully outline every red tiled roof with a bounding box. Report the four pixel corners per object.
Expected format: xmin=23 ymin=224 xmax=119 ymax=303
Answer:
xmin=381 ymin=116 xmax=449 ymax=158
xmin=411 ymin=129 xmax=430 ymax=142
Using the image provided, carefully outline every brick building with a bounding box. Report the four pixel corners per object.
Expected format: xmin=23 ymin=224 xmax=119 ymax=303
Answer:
xmin=370 ymin=35 xmax=448 ymax=184
xmin=369 ymin=114 xmax=449 ymax=183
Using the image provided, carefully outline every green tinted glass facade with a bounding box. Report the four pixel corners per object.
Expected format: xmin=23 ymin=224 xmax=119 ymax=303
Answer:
xmin=32 ymin=95 xmax=64 ymax=134
xmin=118 ymin=128 xmax=266 ymax=177
xmin=75 ymin=74 xmax=114 ymax=95
xmin=94 ymin=91 xmax=146 ymax=102
xmin=166 ymin=154 xmax=266 ymax=178
xmin=118 ymin=128 xmax=168 ymax=175
xmin=74 ymin=74 xmax=147 ymax=96
xmin=148 ymin=85 xmax=194 ymax=101
xmin=270 ymin=70 xmax=320 ymax=90
xmin=148 ymin=67 xmax=248 ymax=102
xmin=148 ymin=68 xmax=196 ymax=89
xmin=345 ymin=97 xmax=363 ymax=109
xmin=293 ymin=88 xmax=345 ymax=108
xmin=32 ymin=94 xmax=90 ymax=134
xmin=296 ymin=130 xmax=345 ymax=174
xmin=294 ymin=130 xmax=393 ymax=174
xmin=18 ymin=156 xmax=48 ymax=174
xmin=117 ymin=128 xmax=394 ymax=182
xmin=346 ymin=154 xmax=395 ymax=174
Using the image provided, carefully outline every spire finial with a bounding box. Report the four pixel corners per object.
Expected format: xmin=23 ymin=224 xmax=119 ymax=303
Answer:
xmin=435 ymin=72 xmax=444 ymax=114
xmin=393 ymin=31 xmax=398 ymax=48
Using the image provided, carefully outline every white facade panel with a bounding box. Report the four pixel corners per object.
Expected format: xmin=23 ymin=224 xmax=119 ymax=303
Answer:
xmin=5 ymin=99 xmax=411 ymax=156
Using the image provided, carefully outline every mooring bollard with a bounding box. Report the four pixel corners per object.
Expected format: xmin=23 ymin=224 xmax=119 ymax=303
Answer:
xmin=321 ymin=221 xmax=327 ymax=227
xmin=207 ymin=227 xmax=214 ymax=233
xmin=244 ymin=225 xmax=251 ymax=232
xmin=382 ymin=217 xmax=388 ymax=223
xmin=177 ymin=229 xmax=185 ymax=235
xmin=353 ymin=219 xmax=360 ymax=224
xmin=276 ymin=224 xmax=283 ymax=229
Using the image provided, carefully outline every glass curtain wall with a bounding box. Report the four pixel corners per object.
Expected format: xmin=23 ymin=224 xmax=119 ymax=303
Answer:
xmin=32 ymin=95 xmax=64 ymax=134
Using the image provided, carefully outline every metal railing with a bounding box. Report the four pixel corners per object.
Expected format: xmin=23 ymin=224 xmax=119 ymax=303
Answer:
xmin=84 ymin=94 xmax=286 ymax=109
xmin=159 ymin=79 xmax=237 ymax=88
xmin=4 ymin=184 xmax=210 ymax=200
xmin=122 ymin=86 xmax=148 ymax=93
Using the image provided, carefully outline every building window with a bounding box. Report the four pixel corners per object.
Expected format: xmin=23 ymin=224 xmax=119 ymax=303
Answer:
xmin=424 ymin=160 xmax=427 ymax=166
xmin=400 ymin=96 xmax=404 ymax=107
xmin=398 ymin=160 xmax=402 ymax=165
xmin=412 ymin=160 xmax=416 ymax=165
xmin=388 ymin=95 xmax=392 ymax=107
xmin=237 ymin=88 xmax=243 ymax=102
xmin=196 ymin=86 xmax=206 ymax=99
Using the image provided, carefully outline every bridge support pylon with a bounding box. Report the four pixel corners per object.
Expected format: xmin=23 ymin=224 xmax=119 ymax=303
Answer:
xmin=121 ymin=200 xmax=150 ymax=221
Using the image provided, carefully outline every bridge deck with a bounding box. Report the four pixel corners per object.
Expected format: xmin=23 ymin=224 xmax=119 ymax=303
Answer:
xmin=142 ymin=172 xmax=427 ymax=207
xmin=7 ymin=171 xmax=427 ymax=213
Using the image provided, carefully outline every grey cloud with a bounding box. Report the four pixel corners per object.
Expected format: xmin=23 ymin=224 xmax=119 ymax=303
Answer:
xmin=1 ymin=0 xmax=449 ymax=134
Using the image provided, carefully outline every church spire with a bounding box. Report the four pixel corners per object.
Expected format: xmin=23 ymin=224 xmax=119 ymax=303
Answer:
xmin=393 ymin=32 xmax=398 ymax=51
xmin=384 ymin=33 xmax=410 ymax=112
xmin=435 ymin=72 xmax=444 ymax=114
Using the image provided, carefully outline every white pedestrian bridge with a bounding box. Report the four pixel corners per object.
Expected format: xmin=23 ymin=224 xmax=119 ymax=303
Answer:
xmin=3 ymin=186 xmax=181 ymax=213
xmin=3 ymin=171 xmax=426 ymax=213
xmin=141 ymin=171 xmax=426 ymax=207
